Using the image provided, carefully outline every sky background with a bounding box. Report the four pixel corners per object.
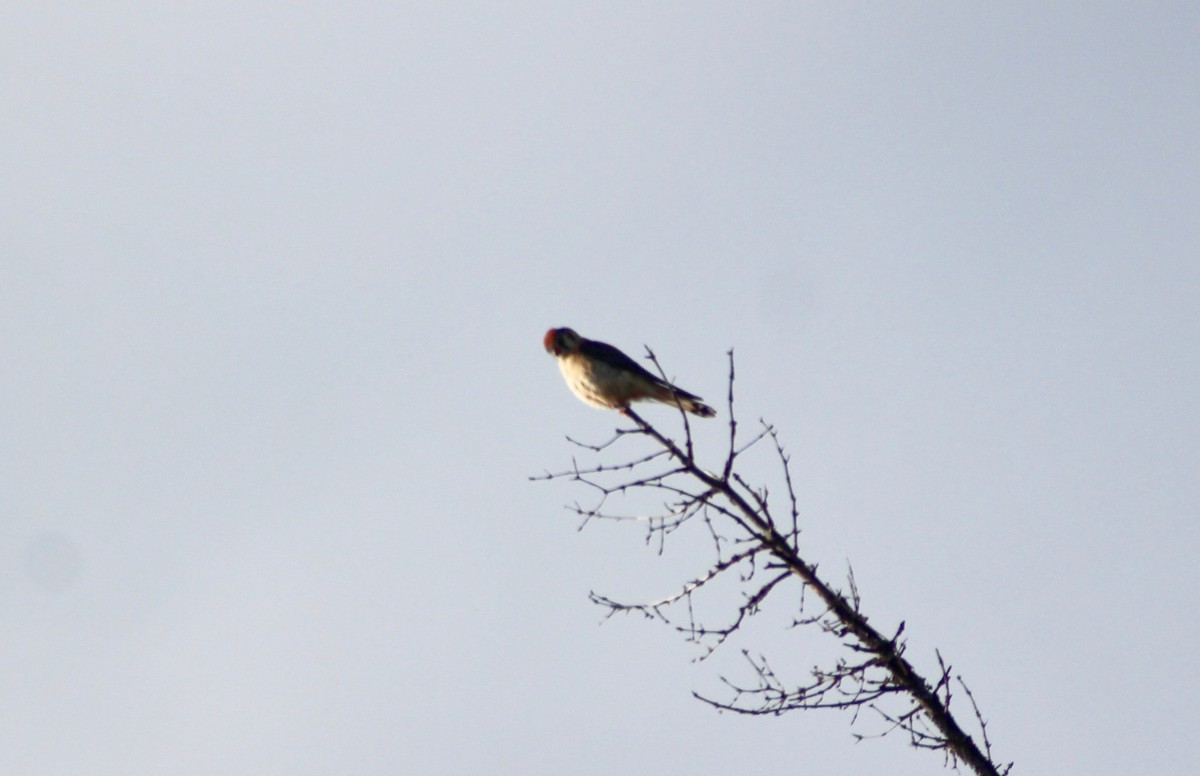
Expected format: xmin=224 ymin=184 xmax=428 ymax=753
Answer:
xmin=3 ymin=3 xmax=1198 ymax=774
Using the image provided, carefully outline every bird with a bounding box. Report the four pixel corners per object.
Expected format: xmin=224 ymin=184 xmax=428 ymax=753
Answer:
xmin=543 ymin=327 xmax=716 ymax=417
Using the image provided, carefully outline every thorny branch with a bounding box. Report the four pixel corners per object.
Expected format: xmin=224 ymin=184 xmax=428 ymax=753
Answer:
xmin=533 ymin=350 xmax=1011 ymax=776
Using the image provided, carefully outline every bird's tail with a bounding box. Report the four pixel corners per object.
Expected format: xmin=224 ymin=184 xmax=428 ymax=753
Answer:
xmin=654 ymin=386 xmax=716 ymax=417
xmin=680 ymin=397 xmax=717 ymax=418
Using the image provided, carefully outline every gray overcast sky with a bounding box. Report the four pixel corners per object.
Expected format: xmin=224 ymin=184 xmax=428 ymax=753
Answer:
xmin=3 ymin=3 xmax=1198 ymax=774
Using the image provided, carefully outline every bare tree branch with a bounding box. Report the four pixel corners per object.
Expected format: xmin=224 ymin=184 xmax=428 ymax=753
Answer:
xmin=535 ymin=351 xmax=1011 ymax=776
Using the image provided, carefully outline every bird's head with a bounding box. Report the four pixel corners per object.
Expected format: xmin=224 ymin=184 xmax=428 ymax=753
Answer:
xmin=543 ymin=327 xmax=582 ymax=356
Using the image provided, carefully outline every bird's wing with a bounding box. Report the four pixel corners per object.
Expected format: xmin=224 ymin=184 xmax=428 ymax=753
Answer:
xmin=579 ymin=338 xmax=705 ymax=401
xmin=580 ymin=339 xmax=668 ymax=385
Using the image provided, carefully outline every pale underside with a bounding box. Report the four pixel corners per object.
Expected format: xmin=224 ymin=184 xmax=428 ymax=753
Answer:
xmin=557 ymin=351 xmax=665 ymax=409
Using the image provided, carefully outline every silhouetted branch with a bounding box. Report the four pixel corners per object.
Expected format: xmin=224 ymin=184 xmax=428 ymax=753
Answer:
xmin=534 ymin=351 xmax=1011 ymax=776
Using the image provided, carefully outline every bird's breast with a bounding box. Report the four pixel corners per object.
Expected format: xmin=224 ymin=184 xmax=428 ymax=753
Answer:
xmin=558 ymin=353 xmax=639 ymax=409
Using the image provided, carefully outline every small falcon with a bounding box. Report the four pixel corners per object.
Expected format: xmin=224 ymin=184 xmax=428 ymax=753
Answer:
xmin=543 ymin=327 xmax=716 ymax=417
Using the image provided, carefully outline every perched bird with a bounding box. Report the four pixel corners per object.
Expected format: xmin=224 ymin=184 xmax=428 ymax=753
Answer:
xmin=543 ymin=327 xmax=716 ymax=417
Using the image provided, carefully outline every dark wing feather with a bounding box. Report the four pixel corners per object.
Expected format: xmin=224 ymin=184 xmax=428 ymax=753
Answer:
xmin=580 ymin=338 xmax=703 ymax=400
xmin=580 ymin=339 xmax=668 ymax=385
